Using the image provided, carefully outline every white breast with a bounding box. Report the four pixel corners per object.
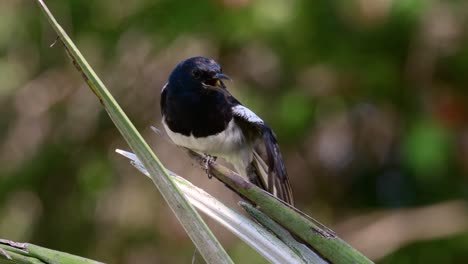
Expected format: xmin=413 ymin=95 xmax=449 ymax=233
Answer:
xmin=162 ymin=118 xmax=253 ymax=177
xmin=162 ymin=119 xmax=245 ymax=155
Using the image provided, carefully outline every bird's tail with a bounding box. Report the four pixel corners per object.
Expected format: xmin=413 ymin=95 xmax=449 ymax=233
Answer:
xmin=250 ymin=127 xmax=294 ymax=206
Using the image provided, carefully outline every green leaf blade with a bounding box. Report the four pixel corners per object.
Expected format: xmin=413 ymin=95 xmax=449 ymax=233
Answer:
xmin=34 ymin=1 xmax=232 ymax=263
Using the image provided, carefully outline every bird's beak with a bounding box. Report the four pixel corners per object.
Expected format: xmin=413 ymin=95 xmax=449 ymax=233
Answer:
xmin=204 ymin=73 xmax=232 ymax=90
xmin=214 ymin=73 xmax=231 ymax=81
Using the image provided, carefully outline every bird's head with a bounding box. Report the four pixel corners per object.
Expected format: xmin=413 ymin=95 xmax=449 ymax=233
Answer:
xmin=168 ymin=56 xmax=231 ymax=92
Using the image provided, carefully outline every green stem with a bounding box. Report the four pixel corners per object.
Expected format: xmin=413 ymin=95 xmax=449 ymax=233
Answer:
xmin=240 ymin=202 xmax=327 ymax=264
xmin=189 ymin=151 xmax=373 ymax=264
xmin=0 ymin=239 xmax=102 ymax=264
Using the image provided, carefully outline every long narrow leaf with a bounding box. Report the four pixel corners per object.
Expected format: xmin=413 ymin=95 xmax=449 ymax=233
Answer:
xmin=34 ymin=1 xmax=232 ymax=263
xmin=239 ymin=202 xmax=328 ymax=264
xmin=116 ymin=149 xmax=308 ymax=264
xmin=0 ymin=239 xmax=104 ymax=264
xmin=188 ymin=151 xmax=373 ymax=264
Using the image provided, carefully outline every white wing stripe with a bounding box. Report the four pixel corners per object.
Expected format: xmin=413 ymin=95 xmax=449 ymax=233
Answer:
xmin=232 ymin=105 xmax=264 ymax=124
xmin=161 ymin=82 xmax=168 ymax=93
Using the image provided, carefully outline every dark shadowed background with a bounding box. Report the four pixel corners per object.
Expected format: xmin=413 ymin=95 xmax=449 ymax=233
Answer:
xmin=1 ymin=0 xmax=468 ymax=263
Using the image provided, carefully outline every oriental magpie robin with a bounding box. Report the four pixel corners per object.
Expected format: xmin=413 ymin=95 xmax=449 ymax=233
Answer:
xmin=160 ymin=56 xmax=294 ymax=205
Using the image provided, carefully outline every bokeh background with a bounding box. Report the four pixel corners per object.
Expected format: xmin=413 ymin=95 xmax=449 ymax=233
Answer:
xmin=1 ymin=0 xmax=468 ymax=263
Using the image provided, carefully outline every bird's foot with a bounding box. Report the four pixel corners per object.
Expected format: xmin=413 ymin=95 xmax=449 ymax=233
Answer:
xmin=203 ymin=154 xmax=217 ymax=179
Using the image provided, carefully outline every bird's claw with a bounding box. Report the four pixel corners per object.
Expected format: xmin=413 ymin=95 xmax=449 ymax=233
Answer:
xmin=203 ymin=154 xmax=217 ymax=179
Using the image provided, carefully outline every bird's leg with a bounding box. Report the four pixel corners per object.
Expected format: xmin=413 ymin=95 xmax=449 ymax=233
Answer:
xmin=203 ymin=154 xmax=217 ymax=179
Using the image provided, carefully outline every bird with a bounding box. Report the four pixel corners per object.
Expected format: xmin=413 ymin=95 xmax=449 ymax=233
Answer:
xmin=160 ymin=56 xmax=294 ymax=205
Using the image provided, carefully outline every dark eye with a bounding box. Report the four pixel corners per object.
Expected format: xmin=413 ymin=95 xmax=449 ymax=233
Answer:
xmin=192 ymin=69 xmax=201 ymax=79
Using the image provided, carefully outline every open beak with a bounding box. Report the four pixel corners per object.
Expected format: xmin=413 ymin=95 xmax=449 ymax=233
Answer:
xmin=203 ymin=73 xmax=232 ymax=91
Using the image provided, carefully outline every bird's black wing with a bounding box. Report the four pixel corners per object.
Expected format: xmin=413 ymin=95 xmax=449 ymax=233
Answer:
xmin=231 ymin=104 xmax=294 ymax=205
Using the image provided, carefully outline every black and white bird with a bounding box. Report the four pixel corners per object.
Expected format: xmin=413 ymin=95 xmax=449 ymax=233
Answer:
xmin=160 ymin=56 xmax=294 ymax=205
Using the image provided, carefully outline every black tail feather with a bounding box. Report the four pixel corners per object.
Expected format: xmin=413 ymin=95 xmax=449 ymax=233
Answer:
xmin=256 ymin=126 xmax=294 ymax=205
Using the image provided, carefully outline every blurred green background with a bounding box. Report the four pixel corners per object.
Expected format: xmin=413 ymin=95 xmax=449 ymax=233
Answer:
xmin=1 ymin=0 xmax=468 ymax=263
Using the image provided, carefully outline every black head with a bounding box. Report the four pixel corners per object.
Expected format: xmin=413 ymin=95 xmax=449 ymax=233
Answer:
xmin=168 ymin=56 xmax=231 ymax=92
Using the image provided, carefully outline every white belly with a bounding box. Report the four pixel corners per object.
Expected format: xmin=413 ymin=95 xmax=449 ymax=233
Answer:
xmin=162 ymin=119 xmax=252 ymax=176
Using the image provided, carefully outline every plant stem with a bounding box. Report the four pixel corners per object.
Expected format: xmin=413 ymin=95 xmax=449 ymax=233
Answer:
xmin=188 ymin=151 xmax=373 ymax=264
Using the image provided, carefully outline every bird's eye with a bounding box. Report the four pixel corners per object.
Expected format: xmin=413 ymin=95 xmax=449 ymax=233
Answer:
xmin=192 ymin=69 xmax=201 ymax=79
